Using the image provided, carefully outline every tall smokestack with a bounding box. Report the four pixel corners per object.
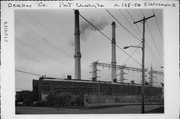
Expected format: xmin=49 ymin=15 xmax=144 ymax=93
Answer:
xmin=74 ymin=10 xmax=81 ymax=80
xmin=111 ymin=22 xmax=117 ymax=82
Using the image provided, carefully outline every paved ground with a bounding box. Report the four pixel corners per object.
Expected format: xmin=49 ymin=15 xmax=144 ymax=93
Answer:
xmin=16 ymin=105 xmax=164 ymax=114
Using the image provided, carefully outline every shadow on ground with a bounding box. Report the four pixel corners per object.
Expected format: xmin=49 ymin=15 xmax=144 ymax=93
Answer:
xmin=145 ymin=106 xmax=164 ymax=113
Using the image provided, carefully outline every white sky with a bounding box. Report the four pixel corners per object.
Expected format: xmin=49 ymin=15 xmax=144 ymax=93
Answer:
xmin=15 ymin=9 xmax=164 ymax=91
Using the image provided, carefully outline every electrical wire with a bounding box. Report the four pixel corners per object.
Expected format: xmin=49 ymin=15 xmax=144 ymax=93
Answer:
xmin=152 ymin=9 xmax=163 ymax=41
xmin=118 ymin=9 xmax=141 ymax=39
xmin=23 ymin=11 xmax=90 ymax=65
xmin=145 ymin=42 xmax=162 ymax=68
xmin=16 ymin=15 xmax=89 ymax=79
xmin=105 ymin=9 xmax=142 ymax=42
xmin=146 ymin=21 xmax=163 ymax=62
xmin=16 ymin=19 xmax=74 ymax=74
xmin=122 ymin=43 xmax=142 ymax=65
xmin=125 ymin=9 xmax=142 ymax=35
xmin=15 ymin=69 xmax=65 ymax=79
xmin=78 ymin=11 xmax=142 ymax=66
xmin=124 ymin=9 xmax=162 ymax=69
xmin=16 ymin=19 xmax=73 ymax=59
xmin=139 ymin=10 xmax=163 ymax=64
xmin=22 ymin=11 xmax=73 ymax=58
xmin=79 ymin=13 xmax=111 ymax=42
xmin=15 ymin=69 xmax=42 ymax=76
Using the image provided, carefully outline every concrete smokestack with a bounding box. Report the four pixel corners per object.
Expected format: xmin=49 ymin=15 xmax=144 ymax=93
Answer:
xmin=111 ymin=22 xmax=117 ymax=82
xmin=74 ymin=10 xmax=81 ymax=80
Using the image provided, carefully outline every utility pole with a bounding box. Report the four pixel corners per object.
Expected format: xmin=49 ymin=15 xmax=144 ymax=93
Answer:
xmin=134 ymin=14 xmax=155 ymax=113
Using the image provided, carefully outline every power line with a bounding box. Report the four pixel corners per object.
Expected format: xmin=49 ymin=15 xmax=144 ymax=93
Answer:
xmin=16 ymin=13 xmax=90 ymax=68
xmin=79 ymin=13 xmax=111 ymax=42
xmin=15 ymin=17 xmax=72 ymax=58
xmin=23 ymin=11 xmax=73 ymax=50
xmin=121 ymin=43 xmax=162 ymax=69
xmin=15 ymin=18 xmax=78 ymax=76
xmin=122 ymin=47 xmax=139 ymax=66
xmin=116 ymin=44 xmax=142 ymax=66
xmin=15 ymin=69 xmax=42 ymax=76
xmin=121 ymin=10 xmax=161 ymax=67
xmin=125 ymin=9 xmax=142 ymax=35
xmin=118 ymin=9 xmax=141 ymax=39
xmin=78 ymin=10 xmax=142 ymax=66
xmin=24 ymin=11 xmax=90 ymax=65
xmin=122 ymin=43 xmax=142 ymax=65
xmin=107 ymin=8 xmax=162 ymax=67
xmin=15 ymin=69 xmax=65 ymax=79
xmin=139 ymin=10 xmax=163 ymax=63
xmin=105 ymin=9 xmax=142 ymax=42
xmin=152 ymin=9 xmax=163 ymax=41
xmin=145 ymin=41 xmax=162 ymax=68
xmin=146 ymin=21 xmax=163 ymax=62
xmin=131 ymin=9 xmax=162 ymax=68
xmin=22 ymin=11 xmax=74 ymax=58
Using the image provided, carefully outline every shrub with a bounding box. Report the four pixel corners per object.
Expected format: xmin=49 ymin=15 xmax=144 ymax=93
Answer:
xmin=35 ymin=101 xmax=47 ymax=106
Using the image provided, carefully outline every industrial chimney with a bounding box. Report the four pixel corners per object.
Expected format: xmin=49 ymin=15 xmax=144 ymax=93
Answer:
xmin=111 ymin=22 xmax=117 ymax=82
xmin=74 ymin=10 xmax=81 ymax=80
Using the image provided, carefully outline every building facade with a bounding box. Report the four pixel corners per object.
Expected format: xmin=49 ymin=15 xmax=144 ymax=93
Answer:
xmin=32 ymin=77 xmax=163 ymax=106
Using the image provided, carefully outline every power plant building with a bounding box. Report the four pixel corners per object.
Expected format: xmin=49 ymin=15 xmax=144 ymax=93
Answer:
xmin=32 ymin=77 xmax=163 ymax=106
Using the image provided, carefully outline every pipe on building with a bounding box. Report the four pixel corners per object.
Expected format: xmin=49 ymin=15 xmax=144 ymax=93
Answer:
xmin=111 ymin=22 xmax=117 ymax=82
xmin=74 ymin=10 xmax=81 ymax=80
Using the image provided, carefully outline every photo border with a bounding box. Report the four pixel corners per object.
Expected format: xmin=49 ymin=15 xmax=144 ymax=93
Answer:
xmin=1 ymin=1 xmax=179 ymax=119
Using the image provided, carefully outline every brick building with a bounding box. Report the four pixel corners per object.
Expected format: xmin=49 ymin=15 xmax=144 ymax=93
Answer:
xmin=32 ymin=77 xmax=163 ymax=106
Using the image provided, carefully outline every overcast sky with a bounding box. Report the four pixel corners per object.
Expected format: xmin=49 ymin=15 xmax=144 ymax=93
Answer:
xmin=15 ymin=9 xmax=163 ymax=91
